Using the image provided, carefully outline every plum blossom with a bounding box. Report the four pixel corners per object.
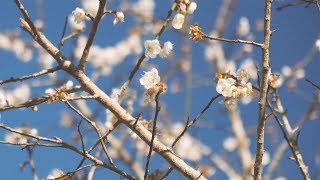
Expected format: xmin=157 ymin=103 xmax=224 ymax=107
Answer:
xmin=172 ymin=13 xmax=185 ymax=29
xmin=139 ymin=68 xmax=160 ymax=89
xmin=237 ymin=17 xmax=250 ymax=37
xmin=72 ymin=7 xmax=86 ymax=23
xmin=68 ymin=15 xmax=85 ymax=31
xmin=281 ymin=65 xmax=292 ymax=77
xmin=47 ymin=169 xmax=65 ymax=180
xmin=144 ymin=39 xmax=161 ymax=58
xmin=187 ymin=2 xmax=197 ymax=14
xmin=223 ymin=136 xmax=238 ymax=152
xmin=216 ymin=78 xmax=237 ymax=98
xmin=113 ymin=11 xmax=125 ymax=25
xmin=160 ymin=41 xmax=174 ymax=58
xmin=315 ymin=39 xmax=320 ymax=51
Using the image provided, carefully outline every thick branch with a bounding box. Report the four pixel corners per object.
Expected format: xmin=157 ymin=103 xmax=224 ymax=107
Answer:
xmin=254 ymin=0 xmax=272 ymax=179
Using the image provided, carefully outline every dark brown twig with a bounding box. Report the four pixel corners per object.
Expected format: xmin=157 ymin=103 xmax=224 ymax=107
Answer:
xmin=306 ymin=78 xmax=320 ymax=90
xmin=144 ymin=93 xmax=161 ymax=180
xmin=57 ymin=16 xmax=68 ymax=49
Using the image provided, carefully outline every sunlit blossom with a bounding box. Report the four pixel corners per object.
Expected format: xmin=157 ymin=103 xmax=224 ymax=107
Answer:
xmin=172 ymin=13 xmax=185 ymax=29
xmin=144 ymin=39 xmax=161 ymax=58
xmin=72 ymin=7 xmax=86 ymax=23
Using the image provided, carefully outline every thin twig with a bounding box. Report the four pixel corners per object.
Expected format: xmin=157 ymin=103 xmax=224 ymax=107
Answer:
xmin=160 ymin=167 xmax=173 ymax=180
xmin=306 ymin=78 xmax=320 ymax=90
xmin=57 ymin=16 xmax=68 ymax=49
xmin=144 ymin=93 xmax=161 ymax=180
xmin=0 ymin=66 xmax=61 ymax=85
xmin=65 ymin=101 xmax=114 ymax=165
xmin=172 ymin=94 xmax=221 ymax=147
xmin=266 ymin=100 xmax=311 ymax=180
xmin=203 ymin=34 xmax=263 ymax=48
xmin=77 ymin=120 xmax=86 ymax=153
xmin=78 ymin=0 xmax=107 ymax=70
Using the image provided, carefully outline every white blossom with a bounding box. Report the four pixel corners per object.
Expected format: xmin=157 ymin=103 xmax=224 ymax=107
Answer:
xmin=72 ymin=7 xmax=86 ymax=24
xmin=187 ymin=2 xmax=197 ymax=14
xmin=262 ymin=151 xmax=270 ymax=165
xmin=47 ymin=169 xmax=64 ymax=180
xmin=223 ymin=136 xmax=238 ymax=152
xmin=139 ymin=68 xmax=160 ymax=89
xmin=0 ymin=90 xmax=6 ymax=107
xmin=113 ymin=11 xmax=125 ymax=25
xmin=281 ymin=65 xmax=292 ymax=77
xmin=132 ymin=0 xmax=155 ymax=22
xmin=294 ymin=68 xmax=305 ymax=79
xmin=144 ymin=39 xmax=161 ymax=58
xmin=269 ymin=74 xmax=283 ymax=88
xmin=81 ymin=0 xmax=99 ymax=16
xmin=237 ymin=17 xmax=250 ymax=37
xmin=5 ymin=126 xmax=38 ymax=144
xmin=160 ymin=41 xmax=174 ymax=58
xmin=315 ymin=39 xmax=320 ymax=51
xmin=216 ymin=78 xmax=236 ymax=97
xmin=240 ymin=58 xmax=257 ymax=80
xmin=68 ymin=15 xmax=85 ymax=31
xmin=274 ymin=176 xmax=286 ymax=180
xmin=172 ymin=13 xmax=185 ymax=29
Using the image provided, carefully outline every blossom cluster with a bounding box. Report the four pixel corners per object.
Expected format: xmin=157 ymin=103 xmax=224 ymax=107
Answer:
xmin=215 ymin=69 xmax=253 ymax=101
xmin=45 ymin=80 xmax=74 ymax=103
xmin=139 ymin=68 xmax=166 ymax=103
xmin=144 ymin=39 xmax=173 ymax=59
xmin=172 ymin=0 xmax=197 ymax=29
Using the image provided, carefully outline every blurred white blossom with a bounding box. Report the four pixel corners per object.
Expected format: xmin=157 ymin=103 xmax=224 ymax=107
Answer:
xmin=81 ymin=0 xmax=99 ymax=16
xmin=237 ymin=17 xmax=250 ymax=37
xmin=274 ymin=176 xmax=286 ymax=180
xmin=262 ymin=151 xmax=270 ymax=166
xmin=294 ymin=68 xmax=305 ymax=79
xmin=187 ymin=2 xmax=197 ymax=14
xmin=132 ymin=0 xmax=155 ymax=22
xmin=2 ymin=84 xmax=31 ymax=105
xmin=315 ymin=39 xmax=320 ymax=51
xmin=0 ymin=33 xmax=33 ymax=62
xmin=281 ymin=65 xmax=292 ymax=77
xmin=223 ymin=136 xmax=238 ymax=152
xmin=240 ymin=58 xmax=257 ymax=80
xmin=4 ymin=126 xmax=38 ymax=144
xmin=269 ymin=73 xmax=283 ymax=88
xmin=68 ymin=15 xmax=85 ymax=31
